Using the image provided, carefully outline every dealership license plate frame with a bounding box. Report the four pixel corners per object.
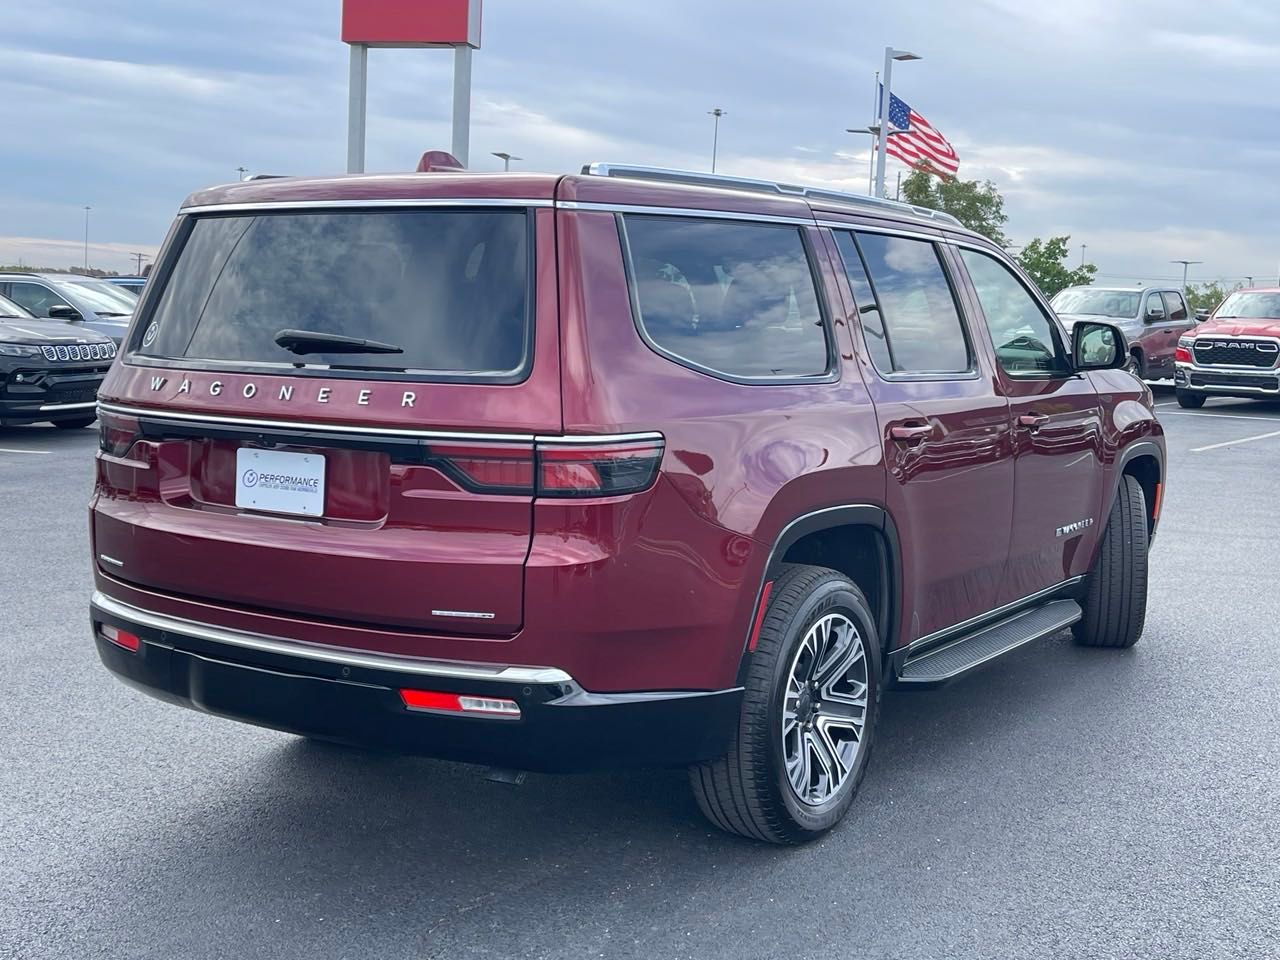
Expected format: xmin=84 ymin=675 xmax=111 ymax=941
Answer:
xmin=234 ymin=448 xmax=326 ymax=517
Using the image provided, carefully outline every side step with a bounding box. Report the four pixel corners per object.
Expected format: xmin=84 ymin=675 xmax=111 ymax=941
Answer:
xmin=897 ymin=599 xmax=1082 ymax=687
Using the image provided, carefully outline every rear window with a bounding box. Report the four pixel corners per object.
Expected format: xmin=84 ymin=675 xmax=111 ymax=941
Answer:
xmin=620 ymin=215 xmax=831 ymax=380
xmin=135 ymin=209 xmax=530 ymax=380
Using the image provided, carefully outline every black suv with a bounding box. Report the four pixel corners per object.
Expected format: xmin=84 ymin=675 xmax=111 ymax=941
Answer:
xmin=0 ymin=294 xmax=117 ymax=428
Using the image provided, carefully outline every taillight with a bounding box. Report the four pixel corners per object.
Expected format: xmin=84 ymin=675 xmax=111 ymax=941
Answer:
xmin=537 ymin=439 xmax=664 ymax=497
xmin=428 ymin=436 xmax=664 ymax=498
xmin=427 ymin=442 xmax=535 ymax=494
xmin=98 ymin=410 xmax=141 ymax=457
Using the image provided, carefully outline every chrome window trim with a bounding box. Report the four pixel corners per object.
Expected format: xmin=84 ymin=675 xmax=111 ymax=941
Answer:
xmin=91 ymin=591 xmax=577 ymax=686
xmin=558 ymin=200 xmax=814 ymax=227
xmin=180 ymin=198 xmax=554 ymax=214
xmin=815 ymin=219 xmax=943 ymax=243
xmin=97 ymin=400 xmax=662 ymax=446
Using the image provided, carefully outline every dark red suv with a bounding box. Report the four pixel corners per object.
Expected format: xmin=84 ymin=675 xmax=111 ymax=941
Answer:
xmin=89 ymin=161 xmax=1165 ymax=843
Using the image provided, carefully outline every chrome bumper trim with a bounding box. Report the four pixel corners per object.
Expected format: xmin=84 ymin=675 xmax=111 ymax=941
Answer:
xmin=90 ymin=591 xmax=577 ymax=686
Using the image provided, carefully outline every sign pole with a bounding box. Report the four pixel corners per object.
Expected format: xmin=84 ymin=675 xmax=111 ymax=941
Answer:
xmin=347 ymin=43 xmax=368 ymax=173
xmin=452 ymin=45 xmax=472 ymax=168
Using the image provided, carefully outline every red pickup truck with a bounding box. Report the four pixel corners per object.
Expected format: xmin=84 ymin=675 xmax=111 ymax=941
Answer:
xmin=1175 ymin=288 xmax=1280 ymax=407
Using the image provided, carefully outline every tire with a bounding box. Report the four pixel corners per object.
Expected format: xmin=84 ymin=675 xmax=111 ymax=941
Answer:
xmin=690 ymin=564 xmax=880 ymax=844
xmin=52 ymin=416 xmax=96 ymax=429
xmin=1175 ymin=390 xmax=1206 ymax=409
xmin=1125 ymin=352 xmax=1145 ymax=380
xmin=1073 ymin=474 xmax=1149 ymax=649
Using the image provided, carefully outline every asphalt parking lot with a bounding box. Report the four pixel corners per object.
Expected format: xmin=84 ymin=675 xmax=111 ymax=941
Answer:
xmin=3 ymin=388 xmax=1279 ymax=960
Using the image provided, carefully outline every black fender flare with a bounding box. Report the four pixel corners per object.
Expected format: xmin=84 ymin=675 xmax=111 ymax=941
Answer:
xmin=738 ymin=505 xmax=902 ymax=681
xmin=1109 ymin=439 xmax=1165 ymax=535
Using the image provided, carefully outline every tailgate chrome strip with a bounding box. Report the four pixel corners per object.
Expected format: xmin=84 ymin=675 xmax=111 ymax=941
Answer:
xmin=90 ymin=591 xmax=577 ymax=686
xmin=97 ymin=401 xmax=664 ymax=446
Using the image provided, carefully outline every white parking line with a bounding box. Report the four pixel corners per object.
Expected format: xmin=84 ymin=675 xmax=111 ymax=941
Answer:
xmin=0 ymin=447 xmax=50 ymax=455
xmin=1191 ymin=429 xmax=1280 ymax=453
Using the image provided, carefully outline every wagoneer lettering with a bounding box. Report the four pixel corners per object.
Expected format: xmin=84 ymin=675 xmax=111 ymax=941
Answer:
xmin=88 ymin=158 xmax=1165 ymax=844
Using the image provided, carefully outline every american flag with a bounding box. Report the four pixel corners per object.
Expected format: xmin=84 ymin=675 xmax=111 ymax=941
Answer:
xmin=882 ymin=89 xmax=959 ymax=178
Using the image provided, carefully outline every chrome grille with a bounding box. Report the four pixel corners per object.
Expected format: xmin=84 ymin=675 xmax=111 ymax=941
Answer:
xmin=36 ymin=341 xmax=116 ymax=363
xmin=1193 ymin=338 xmax=1279 ymax=368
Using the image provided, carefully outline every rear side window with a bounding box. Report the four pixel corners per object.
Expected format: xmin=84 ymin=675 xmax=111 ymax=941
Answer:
xmin=621 ymin=215 xmax=830 ymax=380
xmin=852 ymin=233 xmax=971 ymax=374
xmin=831 ymin=231 xmax=893 ymax=372
xmin=135 ymin=209 xmax=530 ymax=380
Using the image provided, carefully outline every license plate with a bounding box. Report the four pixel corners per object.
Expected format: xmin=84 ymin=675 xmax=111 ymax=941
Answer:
xmin=235 ymin=448 xmax=325 ymax=517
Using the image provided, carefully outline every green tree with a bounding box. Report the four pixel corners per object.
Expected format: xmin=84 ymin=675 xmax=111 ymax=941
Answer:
xmin=1184 ymin=281 xmax=1236 ymax=315
xmin=1015 ymin=236 xmax=1096 ymax=299
xmin=900 ymin=165 xmax=1009 ymax=246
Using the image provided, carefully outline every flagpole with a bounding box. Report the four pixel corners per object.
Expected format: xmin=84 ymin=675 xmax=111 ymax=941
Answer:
xmin=868 ymin=71 xmax=879 ymax=196
xmin=875 ymin=47 xmax=922 ymax=199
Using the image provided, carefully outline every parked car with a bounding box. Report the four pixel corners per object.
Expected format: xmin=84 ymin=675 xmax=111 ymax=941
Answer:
xmin=1051 ymin=285 xmax=1196 ymax=380
xmin=106 ymin=277 xmax=147 ymax=295
xmin=0 ymin=273 xmax=135 ymax=345
xmin=87 ymin=160 xmax=1164 ymax=844
xmin=1174 ymin=287 xmax=1280 ymax=407
xmin=0 ymin=293 xmax=117 ymax=428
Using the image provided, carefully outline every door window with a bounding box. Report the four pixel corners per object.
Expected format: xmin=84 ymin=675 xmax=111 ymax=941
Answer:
xmin=1144 ymin=294 xmax=1166 ymax=322
xmin=1163 ymin=291 xmax=1188 ymax=321
xmin=846 ymin=232 xmax=972 ymax=374
xmin=958 ymin=248 xmax=1070 ymax=377
xmin=622 ymin=215 xmax=831 ymax=380
xmin=5 ymin=282 xmax=66 ymax=317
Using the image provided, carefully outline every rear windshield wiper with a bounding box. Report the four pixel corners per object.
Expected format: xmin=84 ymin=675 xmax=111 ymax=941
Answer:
xmin=274 ymin=329 xmax=404 ymax=356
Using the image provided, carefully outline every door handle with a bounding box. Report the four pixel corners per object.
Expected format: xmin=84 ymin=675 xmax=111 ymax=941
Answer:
xmin=1018 ymin=413 xmax=1050 ymax=430
xmin=890 ymin=421 xmax=934 ymax=443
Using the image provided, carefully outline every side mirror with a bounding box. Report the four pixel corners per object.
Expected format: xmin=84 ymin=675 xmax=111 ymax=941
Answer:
xmin=1145 ymin=308 xmax=1165 ymax=323
xmin=47 ymin=304 xmax=82 ymax=321
xmin=1072 ymin=320 xmax=1127 ymax=371
xmin=1195 ymin=309 xmax=1210 ymax=321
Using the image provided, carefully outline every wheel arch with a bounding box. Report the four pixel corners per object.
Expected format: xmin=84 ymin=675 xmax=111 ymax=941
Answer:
xmin=744 ymin=506 xmax=902 ymax=670
xmin=1113 ymin=441 xmax=1164 ymax=539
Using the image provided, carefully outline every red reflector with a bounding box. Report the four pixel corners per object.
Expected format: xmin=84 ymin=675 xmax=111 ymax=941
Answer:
xmin=1153 ymin=482 xmax=1163 ymax=520
xmin=400 ymin=689 xmax=462 ymax=712
xmin=747 ymin=580 xmax=775 ymax=652
xmin=399 ymin=689 xmax=521 ymax=719
xmin=101 ymin=624 xmax=140 ymax=652
xmin=1174 ymin=346 xmax=1192 ymax=364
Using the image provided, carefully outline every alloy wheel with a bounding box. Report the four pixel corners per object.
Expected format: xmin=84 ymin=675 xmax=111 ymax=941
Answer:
xmin=781 ymin=612 xmax=870 ymax=806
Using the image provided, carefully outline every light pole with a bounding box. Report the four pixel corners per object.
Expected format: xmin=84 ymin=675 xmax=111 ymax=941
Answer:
xmin=491 ymin=152 xmax=522 ymax=172
xmin=236 ymin=166 xmax=249 ymax=181
xmin=845 ymin=125 xmax=880 ymax=196
xmin=708 ymin=108 xmax=726 ymax=173
xmin=131 ymin=252 xmax=148 ymax=274
xmin=1171 ymin=259 xmax=1202 ymax=290
xmin=875 ymin=47 xmax=921 ymax=198
xmin=1245 ymin=275 xmax=1255 ymax=288
xmin=82 ymin=206 xmax=91 ymax=271
xmin=1080 ymin=243 xmax=1087 ymax=267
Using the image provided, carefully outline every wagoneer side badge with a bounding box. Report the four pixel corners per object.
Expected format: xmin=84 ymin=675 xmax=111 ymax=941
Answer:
xmin=1056 ymin=518 xmax=1094 ymax=538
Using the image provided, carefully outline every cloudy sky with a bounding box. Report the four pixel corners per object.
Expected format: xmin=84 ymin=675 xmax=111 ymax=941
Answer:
xmin=3 ymin=0 xmax=1279 ymax=286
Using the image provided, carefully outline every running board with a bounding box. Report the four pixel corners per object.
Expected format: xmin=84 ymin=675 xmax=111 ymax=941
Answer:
xmin=897 ymin=599 xmax=1082 ymax=687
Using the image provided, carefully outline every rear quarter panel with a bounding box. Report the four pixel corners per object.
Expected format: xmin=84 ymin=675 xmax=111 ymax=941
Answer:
xmin=544 ymin=207 xmax=884 ymax=689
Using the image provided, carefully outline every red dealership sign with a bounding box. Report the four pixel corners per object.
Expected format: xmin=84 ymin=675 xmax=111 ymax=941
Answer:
xmin=341 ymin=0 xmax=482 ymax=48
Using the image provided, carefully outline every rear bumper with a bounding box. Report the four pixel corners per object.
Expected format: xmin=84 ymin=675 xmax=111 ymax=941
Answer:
xmin=90 ymin=592 xmax=742 ymax=773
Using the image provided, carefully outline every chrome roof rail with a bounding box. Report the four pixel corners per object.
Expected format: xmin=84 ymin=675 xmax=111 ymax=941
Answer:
xmin=582 ymin=162 xmax=964 ymax=227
